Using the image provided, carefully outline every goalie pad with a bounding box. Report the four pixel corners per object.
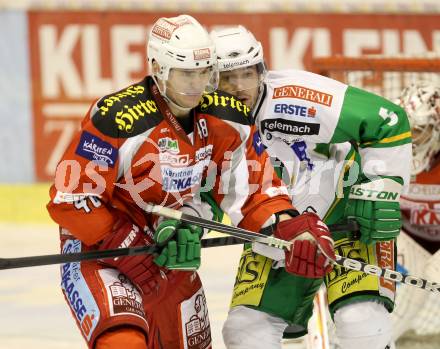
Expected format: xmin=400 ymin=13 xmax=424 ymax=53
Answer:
xmin=406 ymin=247 xmax=440 ymax=336
xmin=391 ymin=230 xmax=431 ymax=340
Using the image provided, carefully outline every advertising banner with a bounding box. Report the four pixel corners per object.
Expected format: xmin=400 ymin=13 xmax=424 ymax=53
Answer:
xmin=29 ymin=11 xmax=440 ymax=180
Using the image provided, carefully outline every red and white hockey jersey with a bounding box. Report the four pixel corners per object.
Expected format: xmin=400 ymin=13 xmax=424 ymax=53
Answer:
xmin=400 ymin=158 xmax=440 ymax=253
xmin=47 ymin=76 xmax=293 ymax=246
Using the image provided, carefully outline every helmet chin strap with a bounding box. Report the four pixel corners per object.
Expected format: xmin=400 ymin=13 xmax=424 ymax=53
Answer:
xmin=249 ymin=82 xmax=266 ymax=124
xmin=164 ymin=94 xmax=193 ymax=114
xmin=152 ymin=75 xmax=193 ymax=115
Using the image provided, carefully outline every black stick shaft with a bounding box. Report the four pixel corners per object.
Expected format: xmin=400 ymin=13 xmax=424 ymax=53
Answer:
xmin=0 ymin=220 xmax=355 ymax=270
xmin=0 ymin=236 xmax=246 ymax=270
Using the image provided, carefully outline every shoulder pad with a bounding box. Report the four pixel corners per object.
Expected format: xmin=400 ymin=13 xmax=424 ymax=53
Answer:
xmin=92 ymin=78 xmax=163 ymax=138
xmin=197 ymin=90 xmax=251 ymax=125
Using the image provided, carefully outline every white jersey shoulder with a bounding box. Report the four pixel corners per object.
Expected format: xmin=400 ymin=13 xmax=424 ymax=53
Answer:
xmin=257 ymin=69 xmax=348 ymax=145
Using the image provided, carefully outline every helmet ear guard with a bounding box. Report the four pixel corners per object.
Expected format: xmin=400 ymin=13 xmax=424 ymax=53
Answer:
xmin=398 ymin=81 xmax=440 ymax=175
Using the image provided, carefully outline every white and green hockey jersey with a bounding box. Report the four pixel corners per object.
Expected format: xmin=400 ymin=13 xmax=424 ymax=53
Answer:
xmin=255 ymin=69 xmax=412 ymax=207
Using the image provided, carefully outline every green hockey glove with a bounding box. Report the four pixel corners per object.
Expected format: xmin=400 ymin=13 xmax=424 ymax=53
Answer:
xmin=153 ymin=219 xmax=203 ymax=270
xmin=345 ymin=177 xmax=403 ymax=245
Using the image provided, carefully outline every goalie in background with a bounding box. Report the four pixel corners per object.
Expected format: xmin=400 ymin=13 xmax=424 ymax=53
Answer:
xmin=392 ymin=82 xmax=440 ymax=343
xmin=210 ymin=25 xmax=412 ymax=349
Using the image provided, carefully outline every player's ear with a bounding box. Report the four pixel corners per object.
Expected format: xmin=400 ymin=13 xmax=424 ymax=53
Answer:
xmin=152 ymin=60 xmax=165 ymax=90
xmin=152 ymin=60 xmax=161 ymax=75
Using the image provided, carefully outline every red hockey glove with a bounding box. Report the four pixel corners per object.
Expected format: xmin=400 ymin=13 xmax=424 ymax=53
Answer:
xmin=99 ymin=217 xmax=168 ymax=299
xmin=274 ymin=212 xmax=336 ymax=278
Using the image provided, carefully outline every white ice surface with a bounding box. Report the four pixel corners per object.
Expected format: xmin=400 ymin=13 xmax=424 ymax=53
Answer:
xmin=0 ymin=223 xmax=306 ymax=348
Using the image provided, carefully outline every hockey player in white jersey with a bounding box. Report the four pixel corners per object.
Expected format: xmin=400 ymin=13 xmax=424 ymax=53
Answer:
xmin=210 ymin=26 xmax=412 ymax=349
xmin=392 ymin=82 xmax=440 ymax=342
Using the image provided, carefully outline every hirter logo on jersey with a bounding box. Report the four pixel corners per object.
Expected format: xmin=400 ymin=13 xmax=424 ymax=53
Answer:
xmin=273 ymin=85 xmax=333 ymax=107
xmin=98 ymin=85 xmax=145 ymax=117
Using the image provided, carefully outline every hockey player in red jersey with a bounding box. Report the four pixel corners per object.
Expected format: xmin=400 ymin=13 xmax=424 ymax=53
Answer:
xmin=392 ymin=82 xmax=440 ymax=342
xmin=46 ymin=15 xmax=336 ymax=349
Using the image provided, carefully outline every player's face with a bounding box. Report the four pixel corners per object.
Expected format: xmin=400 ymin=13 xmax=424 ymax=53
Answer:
xmin=219 ymin=65 xmax=260 ymax=109
xmin=166 ymin=67 xmax=214 ymax=108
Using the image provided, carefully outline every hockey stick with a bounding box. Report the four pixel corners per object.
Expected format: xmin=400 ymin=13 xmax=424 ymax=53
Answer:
xmin=0 ymin=221 xmax=353 ymax=271
xmin=0 ymin=236 xmax=242 ymax=270
xmin=306 ymin=286 xmax=330 ymax=349
xmin=146 ymin=204 xmax=440 ymax=294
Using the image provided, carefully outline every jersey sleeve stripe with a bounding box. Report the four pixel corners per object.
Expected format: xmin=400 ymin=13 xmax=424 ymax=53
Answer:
xmin=362 ymin=131 xmax=412 ymax=146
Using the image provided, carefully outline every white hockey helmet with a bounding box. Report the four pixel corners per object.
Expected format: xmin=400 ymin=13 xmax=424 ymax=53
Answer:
xmin=210 ymin=26 xmax=266 ymax=113
xmin=210 ymin=25 xmax=265 ymax=72
xmin=147 ymin=15 xmax=218 ymax=105
xmin=398 ymin=81 xmax=440 ymax=175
